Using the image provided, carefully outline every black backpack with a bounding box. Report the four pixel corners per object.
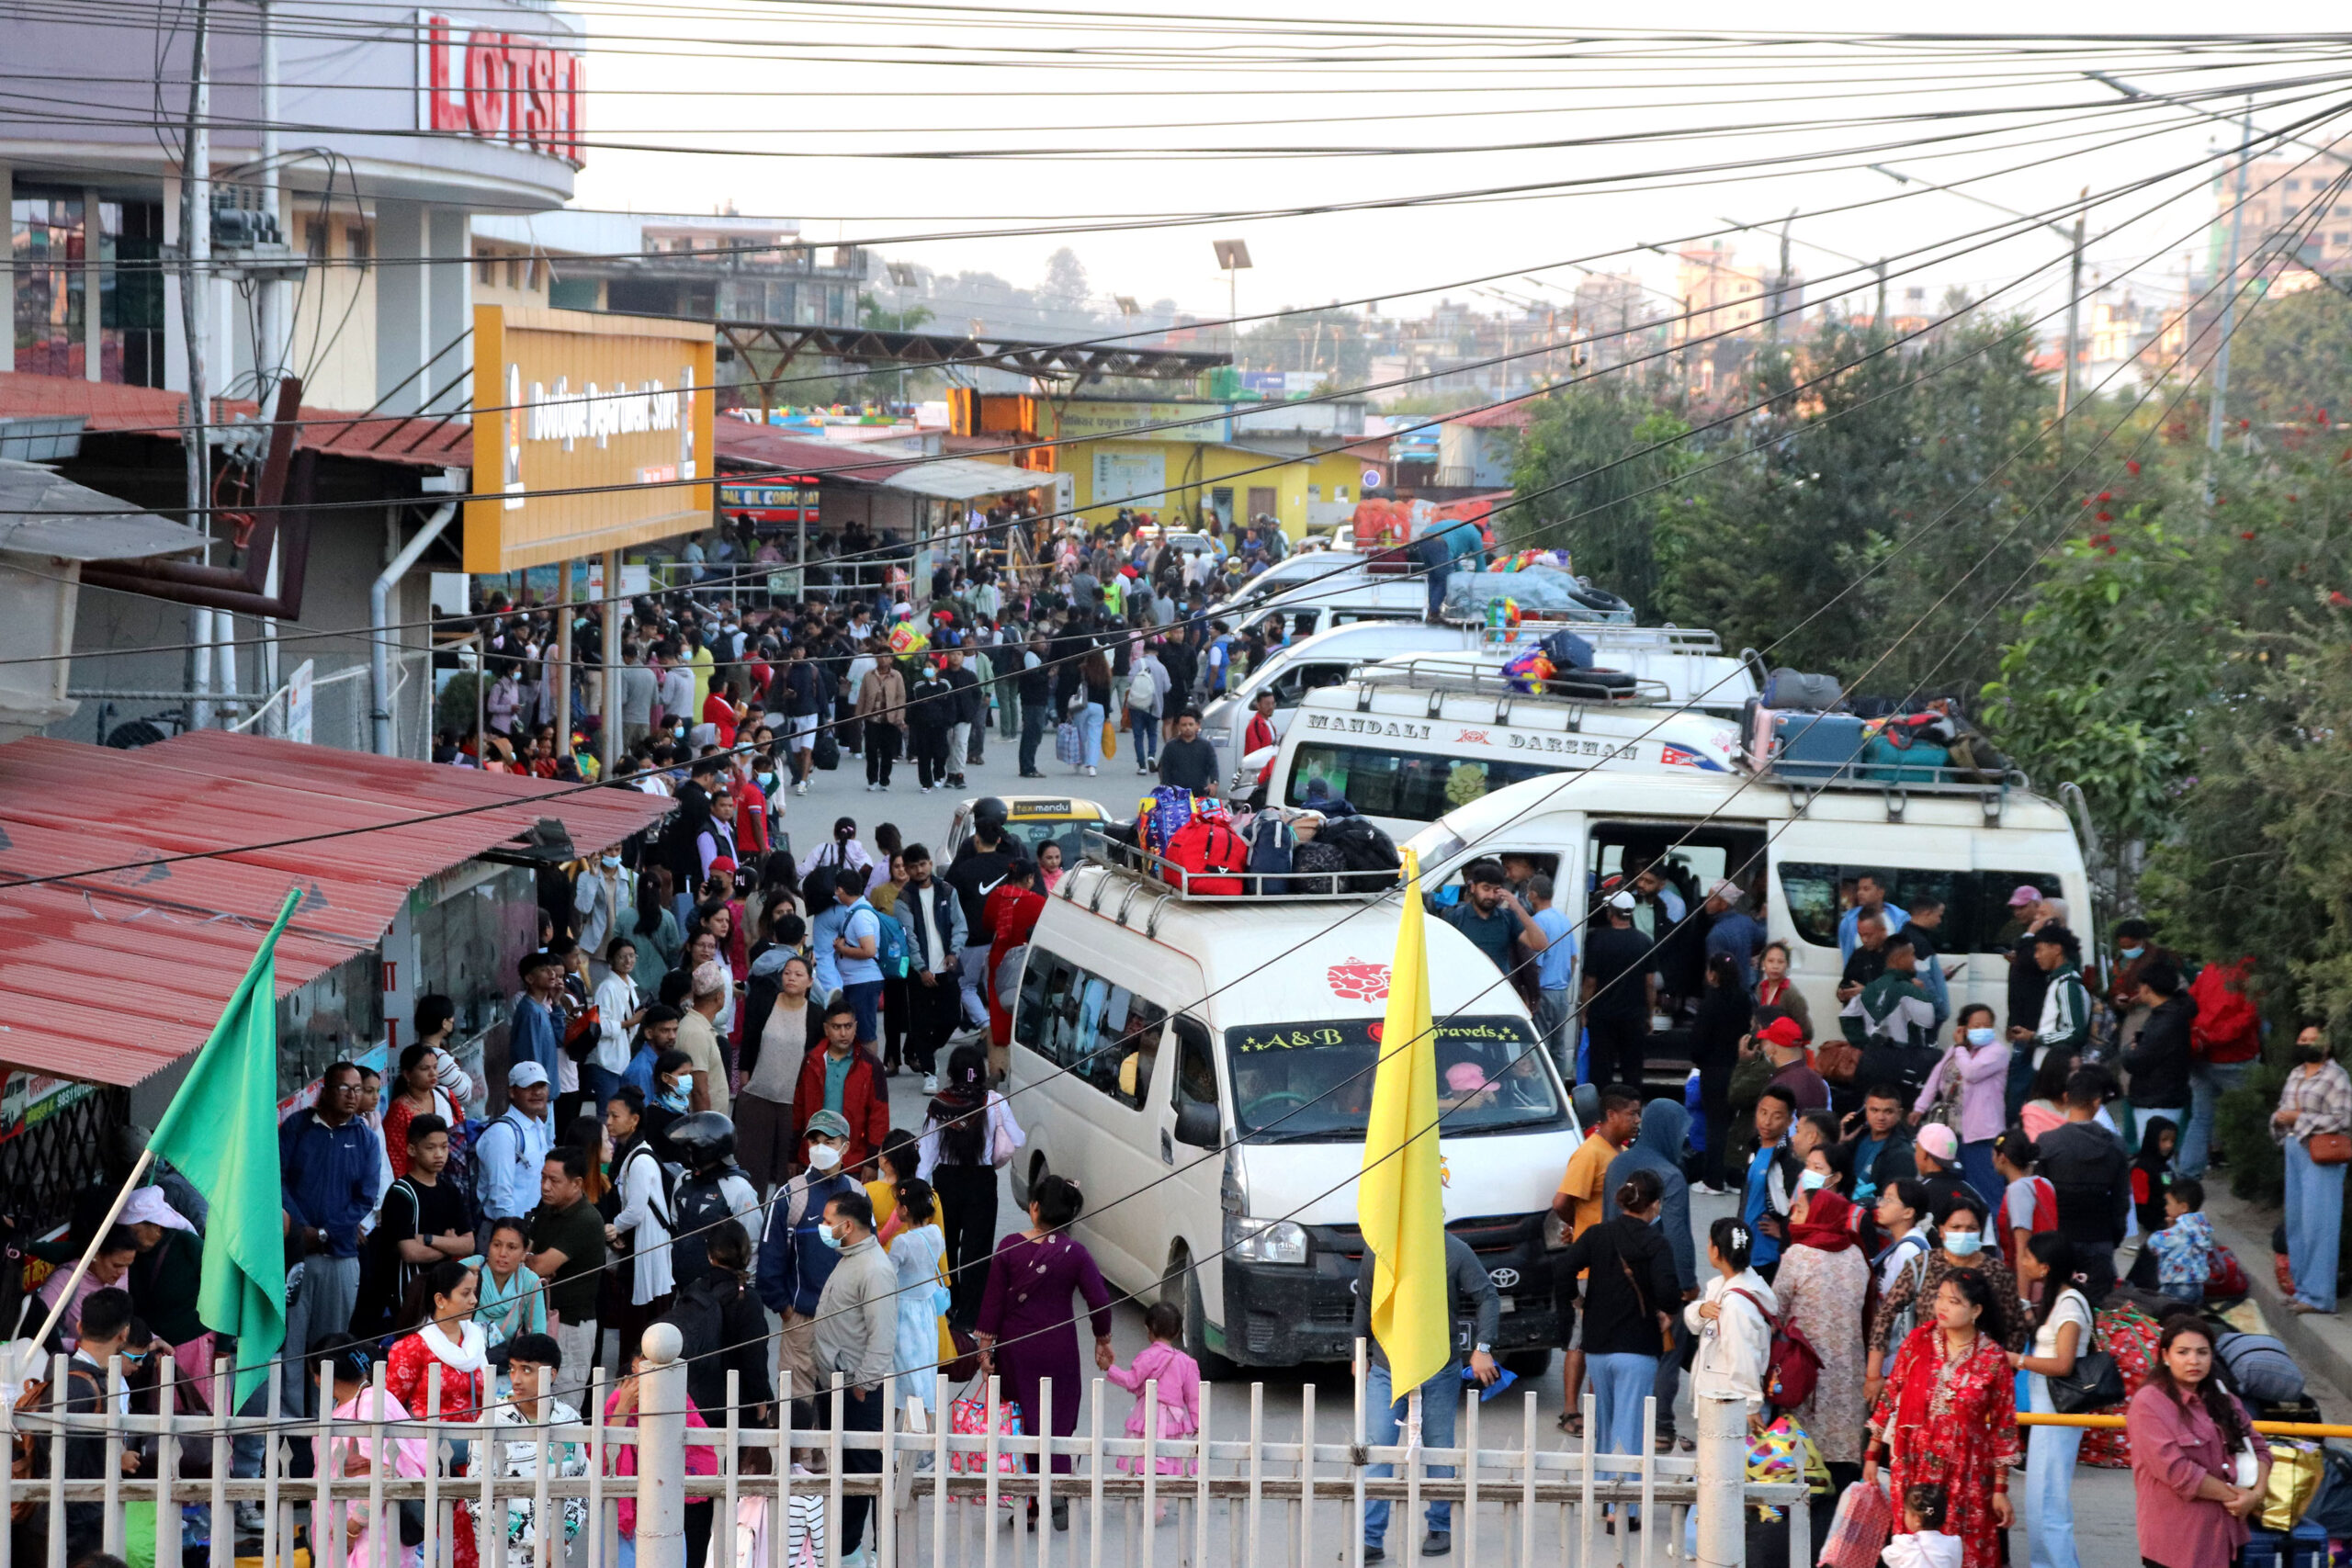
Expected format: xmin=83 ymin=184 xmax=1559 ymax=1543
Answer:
xmin=669 ymin=1171 xmax=741 ymax=1284
xmin=1317 ymin=815 xmax=1402 ymax=891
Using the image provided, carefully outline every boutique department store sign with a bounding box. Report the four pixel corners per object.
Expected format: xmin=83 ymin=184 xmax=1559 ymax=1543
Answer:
xmin=465 ymin=306 xmax=716 ymax=572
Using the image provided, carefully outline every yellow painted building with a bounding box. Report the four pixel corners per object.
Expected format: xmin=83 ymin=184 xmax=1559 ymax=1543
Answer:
xmin=1042 ymin=397 xmax=1378 ymax=537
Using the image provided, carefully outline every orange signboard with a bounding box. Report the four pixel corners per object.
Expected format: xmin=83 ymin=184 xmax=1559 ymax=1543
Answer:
xmin=464 ymin=305 xmax=716 ymax=572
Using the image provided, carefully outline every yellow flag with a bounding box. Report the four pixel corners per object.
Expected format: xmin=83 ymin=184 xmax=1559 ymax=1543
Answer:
xmin=1358 ymin=847 xmax=1450 ymax=1394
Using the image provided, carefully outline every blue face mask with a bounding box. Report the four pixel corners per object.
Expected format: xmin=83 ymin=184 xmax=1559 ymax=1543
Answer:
xmin=1966 ymin=1026 xmax=1998 ymax=1048
xmin=1943 ymin=1230 xmax=1984 ymax=1258
xmin=658 ymin=1080 xmax=690 ymax=1111
xmin=2120 ymin=945 xmax=2145 ymax=961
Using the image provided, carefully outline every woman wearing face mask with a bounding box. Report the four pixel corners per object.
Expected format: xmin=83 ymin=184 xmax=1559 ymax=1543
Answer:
xmin=1771 ymin=1186 xmax=1871 ymax=1480
xmin=642 ymin=1048 xmax=695 ymax=1152
xmin=1865 ymin=1272 xmax=2018 ymax=1568
xmin=1866 ymin=1191 xmax=2023 ymax=1408
xmin=1914 ymin=1004 xmax=2012 ymax=1213
xmin=2272 ymin=1022 xmax=2351 ymax=1314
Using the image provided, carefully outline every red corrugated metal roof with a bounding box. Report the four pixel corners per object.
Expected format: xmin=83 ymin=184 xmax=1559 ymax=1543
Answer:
xmin=714 ymin=423 xmax=920 ymax=484
xmin=1446 ymin=402 xmax=1538 ymax=430
xmin=0 ymin=372 xmax=470 ymax=470
xmin=0 ymin=731 xmax=672 ymax=1087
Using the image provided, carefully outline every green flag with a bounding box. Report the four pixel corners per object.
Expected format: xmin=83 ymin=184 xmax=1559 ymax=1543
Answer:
xmin=150 ymin=887 xmax=300 ymax=1407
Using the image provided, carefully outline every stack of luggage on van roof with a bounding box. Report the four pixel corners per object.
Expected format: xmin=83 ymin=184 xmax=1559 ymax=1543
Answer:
xmin=1107 ymin=784 xmax=1402 ymax=896
xmin=1743 ymin=668 xmax=2010 ymax=785
xmin=1499 ymin=629 xmax=1643 ymax=702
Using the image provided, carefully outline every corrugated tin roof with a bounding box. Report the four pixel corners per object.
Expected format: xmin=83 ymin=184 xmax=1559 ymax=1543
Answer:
xmin=0 ymin=373 xmax=470 ymax=471
xmin=1446 ymin=402 xmax=1538 ymax=430
xmin=0 ymin=731 xmax=673 ymax=1087
xmin=716 ymin=423 xmax=1037 ymax=500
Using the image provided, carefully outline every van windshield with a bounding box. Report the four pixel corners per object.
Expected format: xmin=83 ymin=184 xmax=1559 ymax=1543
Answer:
xmin=1222 ymin=1016 xmax=1563 ymax=1142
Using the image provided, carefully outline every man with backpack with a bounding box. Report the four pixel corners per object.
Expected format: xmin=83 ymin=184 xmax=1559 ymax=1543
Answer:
xmin=1125 ymin=640 xmax=1169 ymax=773
xmin=897 ymin=843 xmax=968 ymax=1089
xmin=662 ymin=1112 xmax=763 ymax=1287
xmin=756 ymin=1109 xmax=863 ymax=1391
xmin=604 ymin=1085 xmax=675 ymax=1362
xmin=945 ymin=797 xmax=1028 ymax=1043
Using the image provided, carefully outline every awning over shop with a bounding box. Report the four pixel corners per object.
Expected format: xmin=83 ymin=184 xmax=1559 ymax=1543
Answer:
xmin=0 ymin=729 xmax=673 ymax=1087
xmin=0 ymin=372 xmax=473 ymax=470
xmin=717 ymin=423 xmax=1042 ymax=502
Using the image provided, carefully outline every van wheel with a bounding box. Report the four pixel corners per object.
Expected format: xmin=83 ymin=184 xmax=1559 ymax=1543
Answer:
xmin=1173 ymin=1255 xmax=1238 ymax=1380
xmin=1503 ymin=1348 xmax=1553 ymax=1380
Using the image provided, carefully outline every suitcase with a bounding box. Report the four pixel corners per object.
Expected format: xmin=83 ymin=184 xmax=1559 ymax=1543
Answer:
xmin=1552 ymin=669 xmax=1638 ymax=701
xmin=1761 ymin=667 xmax=1846 ymax=711
xmin=1761 ymin=711 xmax=1873 ymax=781
xmin=1289 ymin=839 xmax=1346 ymax=894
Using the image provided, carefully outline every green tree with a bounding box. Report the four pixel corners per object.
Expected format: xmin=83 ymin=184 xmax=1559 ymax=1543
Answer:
xmin=2220 ymin=283 xmax=2352 ymax=423
xmin=1506 ymin=384 xmax=1694 ymax=615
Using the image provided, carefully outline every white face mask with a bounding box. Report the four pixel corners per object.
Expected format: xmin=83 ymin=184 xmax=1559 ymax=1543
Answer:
xmin=807 ymin=1142 xmax=842 ymax=1172
xmin=1798 ymin=1168 xmax=1831 ymax=1192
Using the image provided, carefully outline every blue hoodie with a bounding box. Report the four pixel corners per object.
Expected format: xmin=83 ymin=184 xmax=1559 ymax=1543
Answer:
xmin=1603 ymin=1099 xmax=1697 ymax=1292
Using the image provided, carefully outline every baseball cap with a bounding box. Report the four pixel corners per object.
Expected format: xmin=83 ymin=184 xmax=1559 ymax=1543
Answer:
xmin=804 ymin=1109 xmax=853 ymax=1141
xmin=1758 ymin=1016 xmax=1806 ymax=1049
xmin=1916 ymin=1123 xmax=1961 ymax=1163
xmin=1708 ymin=879 xmax=1742 ymax=902
xmin=2007 ymin=884 xmax=2042 ymax=908
xmin=507 ymin=1061 xmax=550 ymax=1089
xmin=1445 ymin=1062 xmax=1490 ymax=1094
xmin=1606 ymin=890 xmax=1637 ymax=911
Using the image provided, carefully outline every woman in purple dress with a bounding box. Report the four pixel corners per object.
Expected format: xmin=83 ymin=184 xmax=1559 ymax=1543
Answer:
xmin=975 ymin=1173 xmax=1115 ymax=1532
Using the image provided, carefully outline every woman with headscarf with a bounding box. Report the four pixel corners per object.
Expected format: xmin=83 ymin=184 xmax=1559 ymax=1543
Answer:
xmin=1770 ymin=1187 xmax=1872 ymax=1480
xmin=121 ymin=1188 xmax=207 ymax=1392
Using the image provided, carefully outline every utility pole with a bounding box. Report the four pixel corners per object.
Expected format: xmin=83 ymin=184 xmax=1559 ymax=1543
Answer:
xmin=1769 ymin=209 xmax=1794 ymax=346
xmin=2208 ymin=96 xmax=2255 ymax=463
xmin=1873 ymin=260 xmax=1888 ymax=335
xmin=180 ymin=0 xmax=213 ymax=731
xmin=2061 ymin=187 xmax=2086 ymax=432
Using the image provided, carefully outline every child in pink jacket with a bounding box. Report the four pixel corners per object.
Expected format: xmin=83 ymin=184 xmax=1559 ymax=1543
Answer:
xmin=1105 ymin=1302 xmax=1201 ymax=1477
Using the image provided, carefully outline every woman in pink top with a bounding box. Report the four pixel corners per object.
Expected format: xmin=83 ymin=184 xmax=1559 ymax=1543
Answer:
xmin=1914 ymin=1004 xmax=2013 ymax=1213
xmin=1105 ymin=1301 xmax=1202 ymax=1476
xmin=313 ymin=1342 xmax=430 ymax=1568
xmin=2127 ymin=1317 xmax=2267 ymax=1568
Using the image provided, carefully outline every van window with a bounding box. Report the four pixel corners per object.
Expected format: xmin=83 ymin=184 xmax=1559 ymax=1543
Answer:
xmin=1013 ymin=946 xmax=1170 ymax=1110
xmin=1268 ymin=661 xmax=1351 ymax=707
xmin=1173 ymin=1016 xmax=1218 ymax=1110
xmin=1775 ymin=865 xmax=2064 ymax=953
xmin=1224 ymin=1016 xmax=1560 ymax=1142
xmin=1286 ymin=742 xmax=1560 ymax=823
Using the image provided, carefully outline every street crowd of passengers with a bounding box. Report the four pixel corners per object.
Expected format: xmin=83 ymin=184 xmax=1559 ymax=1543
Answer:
xmin=10 ymin=499 xmax=2336 ymax=1568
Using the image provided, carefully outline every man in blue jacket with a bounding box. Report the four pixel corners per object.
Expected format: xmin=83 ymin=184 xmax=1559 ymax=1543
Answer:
xmin=757 ymin=1109 xmax=861 ymax=1395
xmin=510 ymin=949 xmax=564 ymax=1080
xmin=279 ymin=1061 xmax=378 ymax=1416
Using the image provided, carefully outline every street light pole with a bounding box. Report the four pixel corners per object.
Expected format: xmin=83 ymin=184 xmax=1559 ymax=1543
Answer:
xmin=2208 ymin=96 xmax=2255 ymax=459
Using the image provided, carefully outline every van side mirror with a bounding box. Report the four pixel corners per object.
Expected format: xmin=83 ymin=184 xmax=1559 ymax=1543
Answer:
xmin=1173 ymin=1099 xmax=1222 ymax=1149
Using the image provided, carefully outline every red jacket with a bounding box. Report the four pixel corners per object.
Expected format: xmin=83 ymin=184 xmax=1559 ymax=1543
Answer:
xmin=789 ymin=1045 xmax=891 ymax=1171
xmin=984 ymin=885 xmax=1048 ymax=1047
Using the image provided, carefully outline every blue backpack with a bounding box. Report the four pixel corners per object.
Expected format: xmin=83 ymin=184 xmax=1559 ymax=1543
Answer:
xmin=875 ymin=908 xmax=910 ymax=979
xmin=1247 ymin=814 xmax=1295 ymax=880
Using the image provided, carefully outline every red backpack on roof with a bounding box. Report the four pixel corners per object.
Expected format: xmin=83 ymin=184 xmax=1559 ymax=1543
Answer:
xmin=2188 ymin=956 xmax=2262 ymax=1064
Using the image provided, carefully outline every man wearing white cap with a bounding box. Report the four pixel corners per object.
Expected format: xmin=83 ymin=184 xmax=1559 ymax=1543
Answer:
xmin=474 ymin=1062 xmax=557 ymax=1248
xmin=1580 ymin=891 xmax=1657 ymax=1092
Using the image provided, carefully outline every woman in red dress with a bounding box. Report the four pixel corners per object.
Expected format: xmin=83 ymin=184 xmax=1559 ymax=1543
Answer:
xmin=384 ymin=1258 xmax=491 ymax=1568
xmin=1865 ymin=1269 xmax=2018 ymax=1568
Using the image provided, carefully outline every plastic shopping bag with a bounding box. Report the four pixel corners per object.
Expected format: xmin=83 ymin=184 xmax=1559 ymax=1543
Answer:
xmin=1816 ymin=1479 xmax=1894 ymax=1568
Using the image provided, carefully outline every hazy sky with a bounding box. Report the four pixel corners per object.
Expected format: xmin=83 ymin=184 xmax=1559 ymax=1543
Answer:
xmin=563 ymin=5 xmax=2350 ymax=335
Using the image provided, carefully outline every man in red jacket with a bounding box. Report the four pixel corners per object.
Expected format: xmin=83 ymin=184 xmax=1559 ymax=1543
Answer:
xmin=983 ymin=862 xmax=1048 ymax=1067
xmin=789 ymin=998 xmax=891 ymax=1175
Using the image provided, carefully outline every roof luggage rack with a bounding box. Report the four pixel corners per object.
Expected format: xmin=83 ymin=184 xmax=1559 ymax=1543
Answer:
xmin=1741 ymin=724 xmax=2031 ymax=823
xmin=1065 ymin=827 xmax=1401 ymax=929
xmin=1363 ymin=658 xmax=1674 ymax=708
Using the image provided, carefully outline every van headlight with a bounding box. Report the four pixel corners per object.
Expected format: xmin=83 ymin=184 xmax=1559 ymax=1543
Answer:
xmin=1226 ymin=1216 xmax=1309 ymax=1266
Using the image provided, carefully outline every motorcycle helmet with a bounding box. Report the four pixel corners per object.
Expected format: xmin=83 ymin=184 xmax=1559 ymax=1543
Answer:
xmin=663 ymin=1111 xmax=738 ymax=1173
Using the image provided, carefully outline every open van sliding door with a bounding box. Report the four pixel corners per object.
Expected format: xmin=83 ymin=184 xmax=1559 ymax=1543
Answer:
xmin=1161 ymin=1015 xmax=1231 ymax=1367
xmin=1583 ymin=817 xmax=1770 ymax=1089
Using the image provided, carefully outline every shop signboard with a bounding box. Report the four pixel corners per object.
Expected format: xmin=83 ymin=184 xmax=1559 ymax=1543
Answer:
xmin=465 ymin=306 xmax=716 ymax=572
xmin=417 ymin=10 xmax=587 ymax=166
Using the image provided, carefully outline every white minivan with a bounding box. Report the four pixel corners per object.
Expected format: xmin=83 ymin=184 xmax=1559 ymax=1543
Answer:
xmin=1208 ymin=624 xmax=1759 ymax=788
xmin=1008 ymin=848 xmax=1579 ymax=1372
xmin=1402 ymin=769 xmax=2092 ymax=1082
xmin=1228 ymin=577 xmax=1431 ymax=647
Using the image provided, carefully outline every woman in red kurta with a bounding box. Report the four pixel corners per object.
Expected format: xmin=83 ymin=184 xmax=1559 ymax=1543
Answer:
xmin=1865 ymin=1270 xmax=2019 ymax=1568
xmin=384 ymin=1259 xmax=490 ymax=1568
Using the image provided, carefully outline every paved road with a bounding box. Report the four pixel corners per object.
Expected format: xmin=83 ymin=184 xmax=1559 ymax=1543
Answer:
xmin=775 ymin=719 xmax=2283 ymax=1568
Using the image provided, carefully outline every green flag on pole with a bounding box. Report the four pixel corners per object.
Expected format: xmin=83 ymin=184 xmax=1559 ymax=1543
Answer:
xmin=149 ymin=887 xmax=300 ymax=1408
